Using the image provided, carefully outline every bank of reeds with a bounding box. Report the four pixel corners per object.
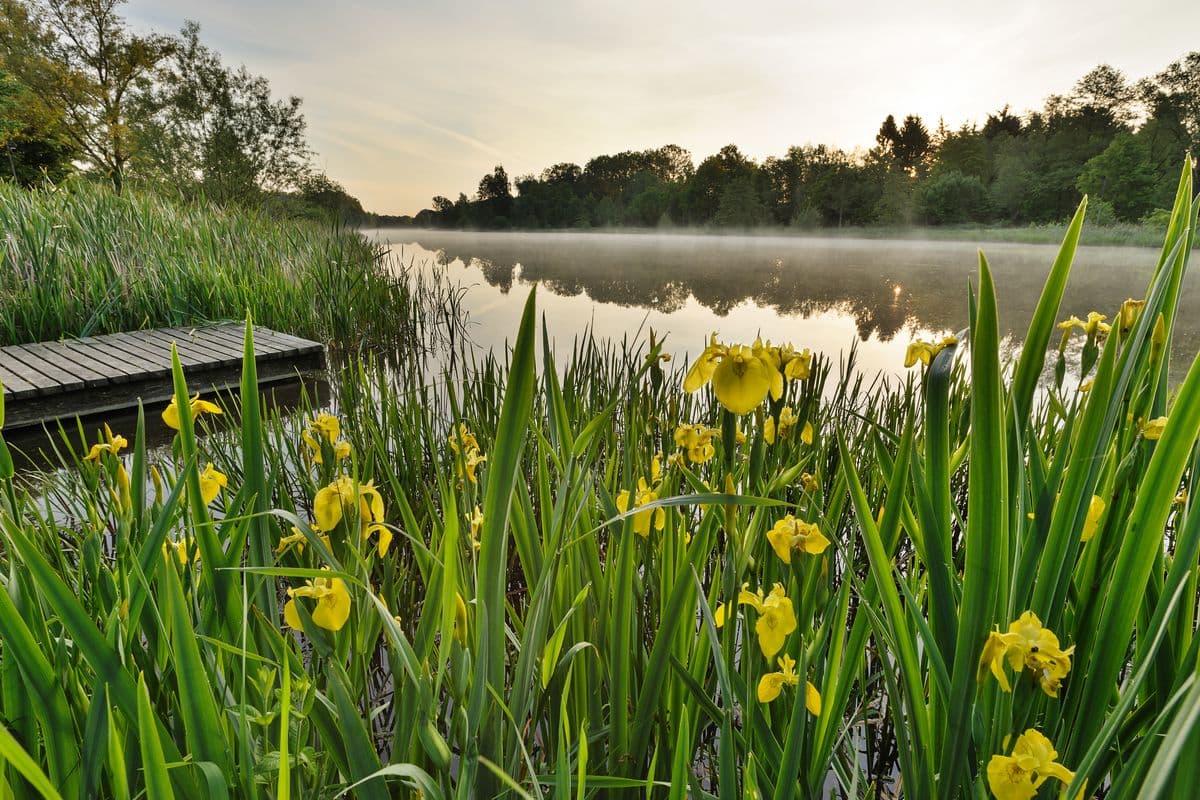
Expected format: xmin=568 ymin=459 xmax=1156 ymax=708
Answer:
xmin=0 ymin=163 xmax=1197 ymax=799
xmin=0 ymin=180 xmax=463 ymax=358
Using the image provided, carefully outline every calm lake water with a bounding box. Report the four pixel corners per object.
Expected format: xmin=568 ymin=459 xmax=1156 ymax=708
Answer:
xmin=366 ymin=229 xmax=1199 ymax=384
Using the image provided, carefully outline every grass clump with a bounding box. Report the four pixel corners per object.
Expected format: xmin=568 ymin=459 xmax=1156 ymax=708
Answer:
xmin=0 ymin=163 xmax=1197 ymax=798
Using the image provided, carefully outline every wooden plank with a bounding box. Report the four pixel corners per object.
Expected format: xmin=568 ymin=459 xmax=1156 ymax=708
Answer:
xmin=0 ymin=347 xmax=60 ymax=393
xmin=102 ymin=331 xmax=176 ymax=367
xmin=84 ymin=335 xmax=175 ymax=375
xmin=180 ymin=325 xmax=315 ymax=359
xmin=3 ymin=346 xmax=87 ymax=391
xmin=175 ymin=325 xmax=281 ymax=357
xmin=257 ymin=327 xmax=323 ymax=353
xmin=0 ymin=361 xmax=37 ymax=396
xmin=59 ymin=339 xmax=145 ymax=378
xmin=140 ymin=329 xmax=243 ymax=365
xmin=35 ymin=340 xmax=117 ymax=384
xmin=128 ymin=331 xmax=223 ymax=368
xmin=159 ymin=325 xmax=258 ymax=356
xmin=88 ymin=328 xmax=167 ymax=359
xmin=22 ymin=341 xmax=113 ymax=386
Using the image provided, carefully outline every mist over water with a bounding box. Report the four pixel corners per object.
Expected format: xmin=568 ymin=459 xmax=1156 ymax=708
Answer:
xmin=368 ymin=229 xmax=1199 ymax=383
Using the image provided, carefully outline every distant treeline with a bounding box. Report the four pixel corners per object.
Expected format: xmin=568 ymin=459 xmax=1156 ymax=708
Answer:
xmin=408 ymin=57 xmax=1200 ymax=231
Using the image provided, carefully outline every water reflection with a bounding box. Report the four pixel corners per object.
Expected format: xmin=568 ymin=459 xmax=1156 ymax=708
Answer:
xmin=369 ymin=230 xmax=1198 ymax=382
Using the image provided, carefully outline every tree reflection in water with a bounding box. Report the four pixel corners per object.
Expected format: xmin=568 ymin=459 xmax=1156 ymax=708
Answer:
xmin=373 ymin=230 xmax=1197 ymax=380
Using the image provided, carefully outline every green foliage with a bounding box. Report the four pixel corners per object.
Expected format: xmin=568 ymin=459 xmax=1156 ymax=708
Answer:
xmin=0 ymin=0 xmax=173 ymax=192
xmin=876 ymin=113 xmax=931 ymax=174
xmin=917 ymin=169 xmax=991 ymax=224
xmin=873 ymin=171 xmax=918 ymax=224
xmin=1086 ymin=197 xmax=1120 ymax=226
xmin=0 ymin=67 xmax=74 ymax=184
xmin=1077 ymin=133 xmax=1161 ymax=220
xmin=297 ymin=173 xmax=366 ymax=224
xmin=713 ymin=175 xmax=766 ymax=227
xmin=138 ymin=21 xmax=312 ymax=201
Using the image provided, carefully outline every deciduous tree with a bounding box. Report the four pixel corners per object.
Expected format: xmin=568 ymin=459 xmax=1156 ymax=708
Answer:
xmin=0 ymin=0 xmax=171 ymax=191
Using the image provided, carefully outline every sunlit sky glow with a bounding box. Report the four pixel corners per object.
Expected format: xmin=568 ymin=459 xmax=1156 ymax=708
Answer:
xmin=126 ymin=0 xmax=1200 ymax=215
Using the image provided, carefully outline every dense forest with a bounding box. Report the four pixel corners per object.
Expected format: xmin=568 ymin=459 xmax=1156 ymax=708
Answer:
xmin=414 ymin=56 xmax=1200 ymax=230
xmin=0 ymin=0 xmax=374 ymax=223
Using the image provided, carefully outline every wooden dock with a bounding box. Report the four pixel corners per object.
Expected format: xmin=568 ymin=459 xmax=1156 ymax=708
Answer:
xmin=0 ymin=324 xmax=325 ymax=430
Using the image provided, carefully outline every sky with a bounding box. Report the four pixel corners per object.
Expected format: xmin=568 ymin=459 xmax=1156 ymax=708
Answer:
xmin=124 ymin=0 xmax=1200 ymax=216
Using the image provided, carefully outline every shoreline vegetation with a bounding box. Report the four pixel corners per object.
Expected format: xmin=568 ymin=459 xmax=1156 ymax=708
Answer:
xmin=376 ymin=220 xmax=1185 ymax=249
xmin=0 ymin=153 xmax=1196 ymax=798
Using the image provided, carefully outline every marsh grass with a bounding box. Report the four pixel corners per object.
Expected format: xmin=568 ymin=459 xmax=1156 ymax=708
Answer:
xmin=0 ymin=180 xmax=465 ymax=359
xmin=0 ymin=164 xmax=1197 ymax=799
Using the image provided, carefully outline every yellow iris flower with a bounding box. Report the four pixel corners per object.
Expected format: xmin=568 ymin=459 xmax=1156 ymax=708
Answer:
xmin=986 ymin=729 xmax=1075 ymax=800
xmin=84 ymin=424 xmax=128 ymax=461
xmin=275 ymin=525 xmax=331 ymax=555
xmin=1084 ymin=311 xmax=1111 ymax=336
xmin=757 ymin=654 xmax=821 ymax=715
xmin=617 ymin=477 xmax=665 ymax=537
xmin=365 ymin=523 xmax=393 ymax=557
xmin=764 ymin=344 xmax=813 ymax=381
xmin=114 ymin=462 xmax=132 ymax=512
xmin=683 ymin=334 xmax=783 ymax=415
xmin=1058 ymin=312 xmax=1111 ymax=337
xmin=766 ymin=515 xmax=831 ymax=564
xmin=302 ymin=430 xmax=352 ymax=464
xmin=303 ymin=413 xmax=352 ymax=464
xmin=284 ymin=575 xmax=352 ymax=632
xmin=453 ymin=592 xmax=469 ymax=644
xmin=311 ymin=413 xmax=340 ymax=441
xmin=782 ymin=347 xmax=813 ymax=381
xmin=778 ymin=406 xmax=798 ymax=437
xmin=313 ymin=476 xmax=385 ymax=532
xmin=979 ymin=611 xmax=1074 ymax=697
xmin=469 ymin=505 xmax=484 ymax=551
xmin=275 ymin=526 xmax=308 ymax=554
xmin=164 ymin=536 xmax=197 ymax=565
xmin=764 ymin=406 xmax=800 ymax=445
xmin=800 ymin=472 xmax=820 ymax=493
xmin=1141 ymin=416 xmax=1168 ymax=440
xmin=1080 ymin=495 xmax=1105 ymax=542
xmin=162 ymin=394 xmax=222 ymax=431
xmin=674 ymin=423 xmax=719 ymax=464
xmin=448 ymin=423 xmax=480 ymax=454
xmin=904 ymin=336 xmax=958 ymax=368
xmin=462 ymin=448 xmax=487 ymax=484
xmin=1118 ymin=298 xmax=1144 ymax=331
xmin=449 ymin=424 xmax=488 ymax=483
xmin=715 ymin=583 xmax=797 ymax=659
xmin=198 ymin=463 xmax=228 ymax=505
